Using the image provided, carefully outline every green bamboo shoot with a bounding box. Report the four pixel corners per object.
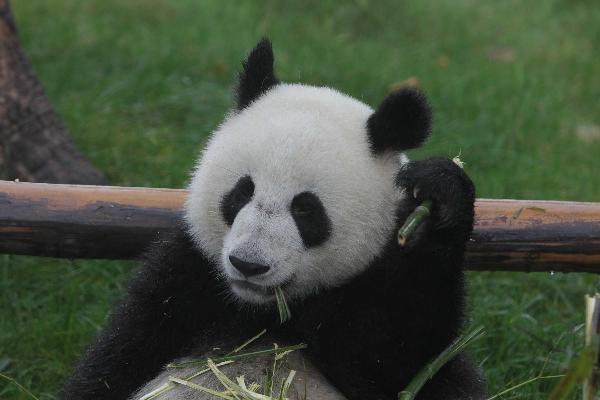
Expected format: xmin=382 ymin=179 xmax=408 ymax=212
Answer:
xmin=398 ymin=200 xmax=433 ymax=246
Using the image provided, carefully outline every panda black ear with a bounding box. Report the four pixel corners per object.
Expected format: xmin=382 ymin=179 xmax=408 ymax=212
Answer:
xmin=236 ymin=38 xmax=280 ymax=110
xmin=366 ymin=89 xmax=432 ymax=154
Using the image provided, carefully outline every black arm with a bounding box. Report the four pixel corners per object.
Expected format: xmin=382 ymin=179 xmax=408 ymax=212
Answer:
xmin=291 ymin=157 xmax=485 ymax=400
xmin=62 ymin=227 xmax=228 ymax=400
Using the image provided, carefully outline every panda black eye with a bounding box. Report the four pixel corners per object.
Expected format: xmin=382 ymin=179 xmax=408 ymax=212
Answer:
xmin=220 ymin=176 xmax=255 ymax=226
xmin=291 ymin=192 xmax=331 ymax=247
xmin=234 ymin=180 xmax=254 ymax=202
xmin=291 ymin=194 xmax=317 ymax=216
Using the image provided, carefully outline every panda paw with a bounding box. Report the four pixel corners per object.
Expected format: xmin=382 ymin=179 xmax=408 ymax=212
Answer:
xmin=396 ymin=157 xmax=475 ymax=245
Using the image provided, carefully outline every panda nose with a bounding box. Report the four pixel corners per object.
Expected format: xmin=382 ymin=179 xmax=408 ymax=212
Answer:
xmin=229 ymin=256 xmax=270 ymax=277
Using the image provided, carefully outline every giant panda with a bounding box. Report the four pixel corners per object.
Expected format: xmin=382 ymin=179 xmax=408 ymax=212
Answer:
xmin=62 ymin=39 xmax=486 ymax=400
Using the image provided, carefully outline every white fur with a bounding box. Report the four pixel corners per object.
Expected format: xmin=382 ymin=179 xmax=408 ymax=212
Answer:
xmin=185 ymin=84 xmax=407 ymax=303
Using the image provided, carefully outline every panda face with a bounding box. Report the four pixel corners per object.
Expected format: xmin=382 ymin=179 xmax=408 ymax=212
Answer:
xmin=185 ymin=40 xmax=431 ymax=305
xmin=221 ymin=176 xmax=332 ymax=248
xmin=185 ymin=84 xmax=405 ymax=304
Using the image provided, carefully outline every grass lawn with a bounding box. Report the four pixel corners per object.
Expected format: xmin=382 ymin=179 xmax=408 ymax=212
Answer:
xmin=2 ymin=0 xmax=600 ymax=398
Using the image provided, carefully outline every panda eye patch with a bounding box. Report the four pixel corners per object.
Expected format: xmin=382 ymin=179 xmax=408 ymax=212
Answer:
xmin=220 ymin=175 xmax=255 ymax=226
xmin=291 ymin=192 xmax=331 ymax=248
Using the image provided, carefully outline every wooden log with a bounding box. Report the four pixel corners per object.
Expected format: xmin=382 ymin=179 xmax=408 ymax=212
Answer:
xmin=469 ymin=200 xmax=600 ymax=273
xmin=1 ymin=180 xmax=599 ymax=273
xmin=0 ymin=180 xmax=185 ymax=259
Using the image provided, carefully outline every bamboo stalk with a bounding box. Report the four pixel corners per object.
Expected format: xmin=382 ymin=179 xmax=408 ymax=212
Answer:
xmin=549 ymin=295 xmax=600 ymax=400
xmin=397 ymin=200 xmax=432 ymax=246
xmin=583 ymin=294 xmax=600 ymax=400
xmin=398 ymin=326 xmax=485 ymax=400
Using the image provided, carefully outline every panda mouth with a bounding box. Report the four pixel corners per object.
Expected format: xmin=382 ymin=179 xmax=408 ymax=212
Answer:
xmin=230 ymin=280 xmax=272 ymax=295
xmin=230 ymin=276 xmax=295 ymax=297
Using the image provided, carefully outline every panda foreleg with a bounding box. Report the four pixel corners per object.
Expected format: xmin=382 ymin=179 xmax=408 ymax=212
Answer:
xmin=395 ymin=157 xmax=486 ymax=399
xmin=61 ymin=228 xmax=229 ymax=400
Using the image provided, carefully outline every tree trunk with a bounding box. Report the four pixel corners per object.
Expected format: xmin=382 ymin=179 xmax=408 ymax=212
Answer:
xmin=0 ymin=0 xmax=106 ymax=184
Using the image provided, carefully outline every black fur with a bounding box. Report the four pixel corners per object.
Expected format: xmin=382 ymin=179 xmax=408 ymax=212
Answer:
xmin=236 ymin=38 xmax=279 ymax=110
xmin=61 ymin=227 xmax=240 ymax=399
xmin=287 ymin=158 xmax=484 ymax=399
xmin=367 ymin=89 xmax=432 ymax=154
xmin=220 ymin=175 xmax=255 ymax=226
xmin=291 ymin=191 xmax=332 ymax=248
xmin=62 ymin=158 xmax=486 ymax=400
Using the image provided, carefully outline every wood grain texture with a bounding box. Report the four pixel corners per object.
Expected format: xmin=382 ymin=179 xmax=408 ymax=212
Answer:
xmin=1 ymin=181 xmax=599 ymax=273
xmin=0 ymin=180 xmax=185 ymax=259
xmin=469 ymin=200 xmax=600 ymax=273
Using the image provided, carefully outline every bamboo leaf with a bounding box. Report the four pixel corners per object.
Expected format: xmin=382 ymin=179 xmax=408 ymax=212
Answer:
xmin=167 ymin=344 xmax=306 ymax=369
xmin=274 ymin=287 xmax=291 ymax=323
xmin=169 ymin=376 xmax=236 ymax=400
xmin=0 ymin=373 xmax=40 ymax=400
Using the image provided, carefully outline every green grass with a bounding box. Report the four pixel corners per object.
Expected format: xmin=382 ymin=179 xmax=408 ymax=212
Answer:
xmin=1 ymin=0 xmax=600 ymax=398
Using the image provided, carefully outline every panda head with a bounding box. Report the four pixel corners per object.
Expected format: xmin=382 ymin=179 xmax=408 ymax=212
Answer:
xmin=185 ymin=39 xmax=431 ymax=304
